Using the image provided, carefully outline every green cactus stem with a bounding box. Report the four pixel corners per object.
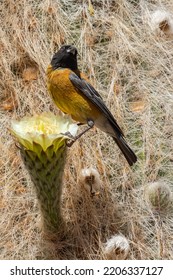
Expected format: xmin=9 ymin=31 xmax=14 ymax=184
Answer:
xmin=10 ymin=112 xmax=78 ymax=233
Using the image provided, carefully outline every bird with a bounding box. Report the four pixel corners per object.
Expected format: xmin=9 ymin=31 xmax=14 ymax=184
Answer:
xmin=46 ymin=45 xmax=137 ymax=166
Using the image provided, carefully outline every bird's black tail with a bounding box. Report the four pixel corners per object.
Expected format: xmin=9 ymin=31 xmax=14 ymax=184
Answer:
xmin=113 ymin=136 xmax=137 ymax=166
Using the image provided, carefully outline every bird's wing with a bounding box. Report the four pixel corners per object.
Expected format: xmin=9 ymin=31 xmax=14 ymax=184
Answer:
xmin=69 ymin=72 xmax=124 ymax=136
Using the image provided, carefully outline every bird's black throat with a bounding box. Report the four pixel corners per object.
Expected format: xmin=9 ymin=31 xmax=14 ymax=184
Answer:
xmin=51 ymin=52 xmax=78 ymax=71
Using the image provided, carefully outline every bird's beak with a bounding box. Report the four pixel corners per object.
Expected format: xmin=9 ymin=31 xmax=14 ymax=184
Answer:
xmin=67 ymin=46 xmax=77 ymax=56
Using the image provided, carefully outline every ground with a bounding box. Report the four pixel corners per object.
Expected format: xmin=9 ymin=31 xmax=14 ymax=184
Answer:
xmin=0 ymin=0 xmax=173 ymax=259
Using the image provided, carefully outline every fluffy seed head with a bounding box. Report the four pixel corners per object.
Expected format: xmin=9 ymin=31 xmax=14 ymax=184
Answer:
xmin=79 ymin=167 xmax=101 ymax=195
xmin=103 ymin=234 xmax=130 ymax=260
xmin=150 ymin=10 xmax=173 ymax=35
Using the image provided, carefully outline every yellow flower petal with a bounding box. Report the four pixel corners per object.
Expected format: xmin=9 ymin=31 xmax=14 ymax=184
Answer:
xmin=10 ymin=112 xmax=78 ymax=151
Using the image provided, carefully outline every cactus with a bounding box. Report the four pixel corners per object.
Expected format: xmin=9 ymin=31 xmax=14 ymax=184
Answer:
xmin=145 ymin=181 xmax=172 ymax=212
xmin=10 ymin=112 xmax=78 ymax=233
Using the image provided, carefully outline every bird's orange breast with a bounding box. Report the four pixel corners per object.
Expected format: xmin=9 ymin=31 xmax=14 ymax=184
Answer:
xmin=46 ymin=65 xmax=100 ymax=123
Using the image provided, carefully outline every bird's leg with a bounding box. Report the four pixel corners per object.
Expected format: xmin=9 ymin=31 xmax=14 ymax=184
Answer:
xmin=73 ymin=120 xmax=94 ymax=140
xmin=66 ymin=120 xmax=94 ymax=147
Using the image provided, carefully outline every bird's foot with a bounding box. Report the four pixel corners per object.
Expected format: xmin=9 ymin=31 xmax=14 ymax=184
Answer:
xmin=65 ymin=120 xmax=94 ymax=147
xmin=66 ymin=139 xmax=75 ymax=147
xmin=61 ymin=132 xmax=75 ymax=147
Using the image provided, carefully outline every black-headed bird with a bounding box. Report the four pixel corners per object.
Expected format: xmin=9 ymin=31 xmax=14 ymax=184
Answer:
xmin=47 ymin=45 xmax=137 ymax=166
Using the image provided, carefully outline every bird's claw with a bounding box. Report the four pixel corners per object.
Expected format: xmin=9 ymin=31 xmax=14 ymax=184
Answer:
xmin=66 ymin=139 xmax=75 ymax=147
xmin=61 ymin=132 xmax=76 ymax=147
xmin=63 ymin=121 xmax=94 ymax=148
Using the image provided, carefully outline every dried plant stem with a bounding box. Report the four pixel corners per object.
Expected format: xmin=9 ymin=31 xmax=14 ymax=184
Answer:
xmin=155 ymin=215 xmax=165 ymax=259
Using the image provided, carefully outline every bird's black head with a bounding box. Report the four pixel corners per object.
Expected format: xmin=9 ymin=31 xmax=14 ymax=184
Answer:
xmin=51 ymin=45 xmax=78 ymax=71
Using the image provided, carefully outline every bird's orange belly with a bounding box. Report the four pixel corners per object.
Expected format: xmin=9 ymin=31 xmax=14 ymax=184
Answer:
xmin=47 ymin=72 xmax=99 ymax=123
xmin=47 ymin=67 xmax=100 ymax=123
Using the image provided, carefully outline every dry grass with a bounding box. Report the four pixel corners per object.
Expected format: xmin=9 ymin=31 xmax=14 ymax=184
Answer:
xmin=1 ymin=0 xmax=173 ymax=259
